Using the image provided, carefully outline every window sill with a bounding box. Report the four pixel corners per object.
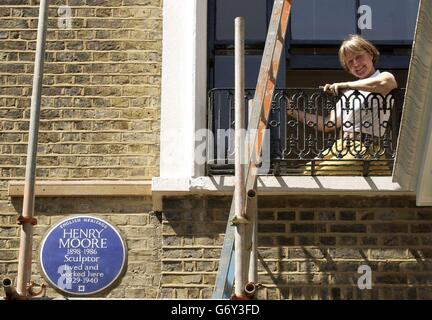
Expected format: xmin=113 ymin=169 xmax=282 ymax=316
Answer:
xmin=152 ymin=175 xmax=412 ymax=202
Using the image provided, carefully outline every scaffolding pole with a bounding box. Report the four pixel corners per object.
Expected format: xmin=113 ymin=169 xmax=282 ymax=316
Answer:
xmin=234 ymin=16 xmax=248 ymax=298
xmin=247 ymin=99 xmax=258 ymax=286
xmin=16 ymin=0 xmax=49 ymax=296
xmin=213 ymin=0 xmax=291 ymax=299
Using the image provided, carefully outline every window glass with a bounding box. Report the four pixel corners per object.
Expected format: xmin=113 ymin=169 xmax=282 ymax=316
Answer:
xmin=215 ymin=0 xmax=268 ymax=42
xmin=291 ymin=0 xmax=357 ymax=41
xmin=214 ymin=55 xmax=285 ymax=88
xmin=360 ymin=0 xmax=419 ymax=41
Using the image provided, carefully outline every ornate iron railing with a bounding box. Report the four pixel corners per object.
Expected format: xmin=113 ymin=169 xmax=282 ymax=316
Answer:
xmin=207 ymin=88 xmax=405 ymax=176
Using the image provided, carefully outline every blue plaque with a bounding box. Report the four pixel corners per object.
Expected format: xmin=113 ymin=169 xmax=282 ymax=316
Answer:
xmin=40 ymin=215 xmax=127 ymax=296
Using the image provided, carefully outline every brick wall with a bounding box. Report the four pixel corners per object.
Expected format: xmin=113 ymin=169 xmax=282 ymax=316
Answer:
xmin=0 ymin=0 xmax=161 ymax=183
xmin=3 ymin=193 xmax=432 ymax=300
xmin=0 ymin=196 xmax=161 ymax=298
xmin=2 ymin=1 xmax=431 ymax=301
xmin=160 ymin=195 xmax=432 ymax=300
xmin=0 ymin=0 xmax=161 ymax=298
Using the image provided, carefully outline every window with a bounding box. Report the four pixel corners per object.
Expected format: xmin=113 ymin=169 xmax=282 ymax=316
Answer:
xmin=290 ymin=0 xmax=419 ymax=44
xmin=360 ymin=0 xmax=419 ymax=43
xmin=159 ymin=1 xmax=421 ymax=179
xmin=287 ymin=0 xmax=419 ymax=81
xmin=291 ymin=0 xmax=358 ymax=43
xmin=206 ymin=0 xmax=414 ymax=177
xmin=208 ymin=0 xmax=420 ymax=88
xmin=214 ymin=0 xmax=268 ymax=42
xmin=208 ymin=0 xmax=285 ymax=88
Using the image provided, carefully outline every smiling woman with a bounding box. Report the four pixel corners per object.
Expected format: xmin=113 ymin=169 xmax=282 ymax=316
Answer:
xmin=327 ymin=35 xmax=398 ymax=96
xmin=289 ymin=35 xmax=397 ymax=133
xmin=339 ymin=35 xmax=380 ymax=76
xmin=287 ymin=35 xmax=399 ymax=175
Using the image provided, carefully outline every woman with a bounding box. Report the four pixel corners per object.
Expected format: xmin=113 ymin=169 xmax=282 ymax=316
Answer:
xmin=288 ymin=35 xmax=398 ymax=175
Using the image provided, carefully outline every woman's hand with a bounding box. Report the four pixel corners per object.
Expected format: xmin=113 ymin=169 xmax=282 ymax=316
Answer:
xmin=322 ymin=82 xmax=351 ymax=95
xmin=322 ymin=72 xmax=398 ymax=96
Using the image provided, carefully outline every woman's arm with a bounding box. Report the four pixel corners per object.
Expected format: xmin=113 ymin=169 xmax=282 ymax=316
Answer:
xmin=323 ymin=72 xmax=398 ymax=96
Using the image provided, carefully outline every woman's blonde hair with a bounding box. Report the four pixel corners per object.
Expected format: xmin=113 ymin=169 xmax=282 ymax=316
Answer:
xmin=338 ymin=35 xmax=380 ymax=71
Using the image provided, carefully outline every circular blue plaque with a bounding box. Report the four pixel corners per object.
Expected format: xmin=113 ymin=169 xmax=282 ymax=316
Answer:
xmin=40 ymin=215 xmax=127 ymax=296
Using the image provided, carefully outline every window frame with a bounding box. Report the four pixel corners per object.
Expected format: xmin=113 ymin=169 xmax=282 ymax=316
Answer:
xmin=159 ymin=0 xmax=417 ymax=194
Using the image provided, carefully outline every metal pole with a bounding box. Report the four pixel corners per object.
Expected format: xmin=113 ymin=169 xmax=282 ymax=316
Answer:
xmin=248 ymin=99 xmax=258 ymax=285
xmin=213 ymin=0 xmax=291 ymax=299
xmin=247 ymin=190 xmax=258 ymax=282
xmin=234 ymin=16 xmax=247 ymax=298
xmin=16 ymin=0 xmax=49 ymax=296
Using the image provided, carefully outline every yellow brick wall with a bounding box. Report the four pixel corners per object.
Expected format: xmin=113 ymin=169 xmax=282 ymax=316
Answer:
xmin=0 ymin=0 xmax=162 ymax=298
xmin=0 ymin=0 xmax=162 ymax=186
xmin=161 ymin=195 xmax=432 ymax=300
xmin=2 ymin=196 xmax=162 ymax=298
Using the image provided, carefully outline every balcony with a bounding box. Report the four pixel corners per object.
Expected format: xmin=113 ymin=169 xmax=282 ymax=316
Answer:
xmin=207 ymin=88 xmax=405 ymax=176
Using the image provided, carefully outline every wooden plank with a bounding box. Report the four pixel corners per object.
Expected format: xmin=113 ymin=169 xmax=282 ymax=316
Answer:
xmin=8 ymin=180 xmax=152 ymax=197
xmin=246 ymin=0 xmax=291 ymax=199
xmin=214 ymin=228 xmax=236 ymax=299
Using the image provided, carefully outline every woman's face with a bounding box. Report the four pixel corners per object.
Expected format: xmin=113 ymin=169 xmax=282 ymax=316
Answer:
xmin=344 ymin=50 xmax=375 ymax=79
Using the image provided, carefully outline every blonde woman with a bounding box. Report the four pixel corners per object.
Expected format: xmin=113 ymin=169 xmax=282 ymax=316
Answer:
xmin=288 ymin=35 xmax=398 ymax=175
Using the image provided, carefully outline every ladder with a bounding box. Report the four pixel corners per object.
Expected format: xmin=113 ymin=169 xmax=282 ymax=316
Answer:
xmin=212 ymin=0 xmax=292 ymax=299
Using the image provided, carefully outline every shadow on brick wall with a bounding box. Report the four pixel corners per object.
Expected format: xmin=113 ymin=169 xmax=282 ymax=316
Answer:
xmin=160 ymin=195 xmax=432 ymax=300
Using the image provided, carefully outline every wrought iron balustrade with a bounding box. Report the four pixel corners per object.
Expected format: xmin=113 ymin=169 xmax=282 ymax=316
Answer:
xmin=207 ymin=88 xmax=405 ymax=176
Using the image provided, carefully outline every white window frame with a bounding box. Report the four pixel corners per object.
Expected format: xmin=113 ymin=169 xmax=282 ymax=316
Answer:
xmin=160 ymin=0 xmax=208 ymax=178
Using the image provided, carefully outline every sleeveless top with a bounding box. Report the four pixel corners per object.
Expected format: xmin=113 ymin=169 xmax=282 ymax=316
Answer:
xmin=335 ymin=70 xmax=393 ymax=137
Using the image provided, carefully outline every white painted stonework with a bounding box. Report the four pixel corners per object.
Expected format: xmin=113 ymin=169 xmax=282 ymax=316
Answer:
xmin=152 ymin=176 xmax=410 ymax=196
xmin=152 ymin=175 xmax=411 ymax=211
xmin=393 ymin=0 xmax=432 ymax=206
xmin=160 ymin=0 xmax=207 ymax=178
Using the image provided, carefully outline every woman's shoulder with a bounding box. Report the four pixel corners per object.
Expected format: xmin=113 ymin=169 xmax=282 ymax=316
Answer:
xmin=376 ymin=70 xmax=396 ymax=79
